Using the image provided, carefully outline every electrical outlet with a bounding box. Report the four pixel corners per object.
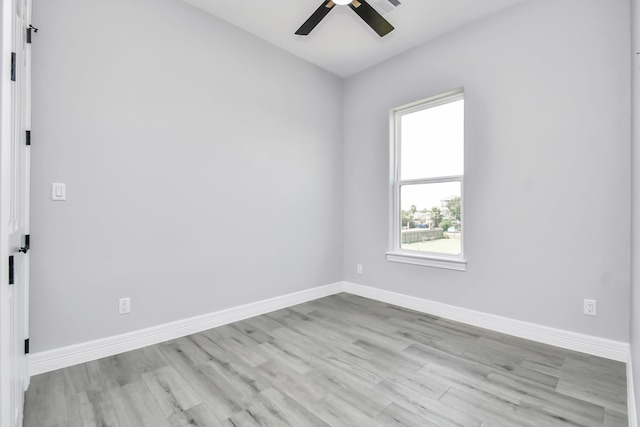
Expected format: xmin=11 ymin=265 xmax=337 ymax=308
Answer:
xmin=584 ymin=299 xmax=596 ymax=316
xmin=119 ymin=297 xmax=131 ymax=315
xmin=357 ymin=264 xmax=363 ymax=274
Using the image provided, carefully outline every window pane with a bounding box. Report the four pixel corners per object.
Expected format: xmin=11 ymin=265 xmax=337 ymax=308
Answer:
xmin=400 ymin=182 xmax=461 ymax=255
xmin=400 ymin=99 xmax=463 ymax=180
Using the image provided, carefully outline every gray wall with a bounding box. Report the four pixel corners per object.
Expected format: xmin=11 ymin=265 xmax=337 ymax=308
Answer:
xmin=343 ymin=0 xmax=631 ymax=341
xmin=631 ymin=0 xmax=640 ymax=419
xmin=31 ymin=0 xmax=633 ymax=357
xmin=30 ymin=0 xmax=344 ymax=352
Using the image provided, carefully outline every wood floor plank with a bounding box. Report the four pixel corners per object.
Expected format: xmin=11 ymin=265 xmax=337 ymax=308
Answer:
xmin=403 ymin=340 xmax=467 ymax=365
xmin=351 ymin=339 xmax=424 ymax=371
xmin=604 ymin=409 xmax=630 ymax=427
xmin=275 ymin=312 xmax=360 ymax=351
xmin=375 ymin=401 xmax=443 ymax=427
xmin=515 ymin=394 xmax=605 ymax=427
xmin=231 ymin=320 xmax=274 ymax=344
xmin=243 ymin=314 xmax=284 ymax=333
xmin=167 ymin=403 xmax=225 ymax=427
xmin=205 ymin=351 xmax=271 ymax=397
xmin=66 ymin=390 xmax=120 ymax=427
xmin=62 ymin=361 xmax=106 ymax=396
xmin=96 ymin=354 xmax=142 ymax=390
xmin=372 ymin=373 xmax=449 ymax=403
xmin=420 ymin=360 xmax=525 ymax=408
xmin=264 ymin=307 xmax=315 ymax=327
xmin=220 ymin=409 xmax=264 ymax=426
xmin=304 ymin=364 xmax=392 ymax=417
xmin=488 ymin=371 xmax=606 ymax=426
xmin=142 ymin=365 xmax=202 ymax=417
xmin=475 ymin=336 xmax=565 ymax=368
xmin=308 ymin=392 xmax=387 ymax=427
xmin=314 ymin=346 xmax=385 ymax=385
xmin=267 ymin=325 xmax=341 ymax=367
xmin=223 ymin=388 xmax=330 ymax=427
xmin=324 ymin=340 xmax=422 ymax=382
xmin=158 ymin=339 xmax=252 ymax=420
xmin=257 ymin=339 xmax=315 ymax=375
xmin=107 ymin=380 xmax=171 ymax=427
xmin=390 ymin=318 xmax=468 ymax=355
xmin=254 ymin=388 xmax=331 ymax=427
xmin=555 ymin=377 xmax=628 ymax=414
xmin=286 ymin=299 xmax=322 ymax=315
xmin=418 ymin=354 xmax=494 ymax=389
xmin=560 ymin=358 xmax=628 ymax=389
xmin=375 ymin=400 xmax=482 ymax=427
xmin=439 ymin=386 xmax=531 ymax=427
xmin=255 ymin=359 xmax=328 ymax=406
xmin=202 ymin=328 xmax=269 ymax=367
xmin=23 ymin=371 xmax=69 ymax=427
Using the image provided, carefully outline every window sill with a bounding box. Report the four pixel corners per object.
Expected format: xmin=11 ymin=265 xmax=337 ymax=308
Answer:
xmin=386 ymin=251 xmax=466 ymax=271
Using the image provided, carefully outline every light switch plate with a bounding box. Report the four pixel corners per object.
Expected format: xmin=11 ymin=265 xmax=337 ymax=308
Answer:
xmin=51 ymin=183 xmax=66 ymax=201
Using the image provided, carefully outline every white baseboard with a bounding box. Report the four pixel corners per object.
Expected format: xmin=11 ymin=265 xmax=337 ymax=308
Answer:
xmin=28 ymin=282 xmax=343 ymax=376
xmin=629 ymin=351 xmax=638 ymax=427
xmin=30 ymin=280 xmax=630 ymax=377
xmin=343 ymin=281 xmax=629 ymax=362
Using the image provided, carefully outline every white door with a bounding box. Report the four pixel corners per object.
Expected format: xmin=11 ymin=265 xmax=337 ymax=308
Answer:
xmin=0 ymin=0 xmax=31 ymax=425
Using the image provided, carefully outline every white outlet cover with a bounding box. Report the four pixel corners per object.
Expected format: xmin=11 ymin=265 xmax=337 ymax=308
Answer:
xmin=119 ymin=297 xmax=131 ymax=315
xmin=584 ymin=299 xmax=596 ymax=316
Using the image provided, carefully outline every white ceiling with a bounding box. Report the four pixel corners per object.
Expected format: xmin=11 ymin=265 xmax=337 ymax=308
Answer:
xmin=182 ymin=0 xmax=526 ymax=77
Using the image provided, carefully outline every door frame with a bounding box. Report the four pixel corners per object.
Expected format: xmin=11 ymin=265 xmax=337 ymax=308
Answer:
xmin=0 ymin=0 xmax=31 ymax=425
xmin=0 ymin=0 xmax=15 ymax=424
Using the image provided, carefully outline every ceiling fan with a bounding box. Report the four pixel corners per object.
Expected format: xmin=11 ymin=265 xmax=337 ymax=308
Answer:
xmin=295 ymin=0 xmax=394 ymax=38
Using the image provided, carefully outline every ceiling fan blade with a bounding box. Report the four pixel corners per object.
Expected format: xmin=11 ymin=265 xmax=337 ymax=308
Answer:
xmin=349 ymin=0 xmax=394 ymax=37
xmin=295 ymin=1 xmax=336 ymax=36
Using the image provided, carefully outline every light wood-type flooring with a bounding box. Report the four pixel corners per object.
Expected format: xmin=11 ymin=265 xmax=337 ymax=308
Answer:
xmin=23 ymin=293 xmax=628 ymax=426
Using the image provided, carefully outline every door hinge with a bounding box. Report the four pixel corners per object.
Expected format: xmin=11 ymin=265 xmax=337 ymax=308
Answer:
xmin=26 ymin=130 xmax=31 ymax=146
xmin=19 ymin=235 xmax=30 ymax=254
xmin=8 ymin=256 xmax=14 ymax=285
xmin=24 ymin=339 xmax=29 ymax=354
xmin=26 ymin=25 xmax=38 ymax=44
xmin=10 ymin=52 xmax=16 ymax=81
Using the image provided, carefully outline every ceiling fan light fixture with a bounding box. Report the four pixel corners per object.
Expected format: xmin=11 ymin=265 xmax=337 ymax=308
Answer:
xmin=295 ymin=0 xmax=393 ymax=37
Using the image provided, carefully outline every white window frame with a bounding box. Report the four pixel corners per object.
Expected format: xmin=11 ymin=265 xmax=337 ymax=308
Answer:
xmin=386 ymin=88 xmax=466 ymax=271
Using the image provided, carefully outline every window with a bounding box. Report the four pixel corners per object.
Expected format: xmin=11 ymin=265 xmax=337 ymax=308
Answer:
xmin=387 ymin=89 xmax=466 ymax=271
